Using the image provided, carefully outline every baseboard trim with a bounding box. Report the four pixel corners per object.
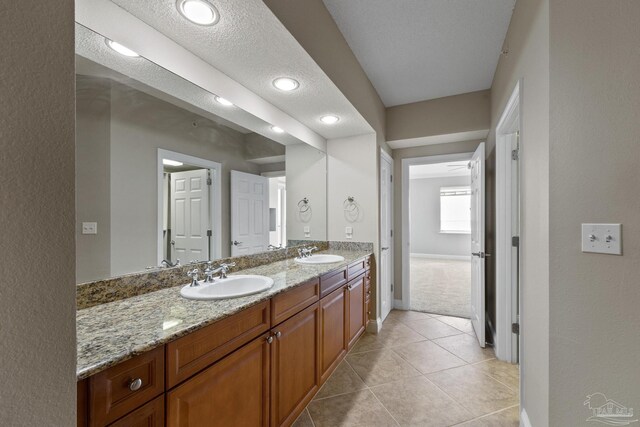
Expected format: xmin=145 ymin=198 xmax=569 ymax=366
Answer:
xmin=393 ymin=299 xmax=407 ymax=310
xmin=520 ymin=408 xmax=531 ymax=427
xmin=410 ymin=253 xmax=471 ymax=261
xmin=367 ymin=317 xmax=382 ymax=333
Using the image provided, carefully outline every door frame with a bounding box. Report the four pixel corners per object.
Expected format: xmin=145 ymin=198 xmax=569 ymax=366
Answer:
xmin=400 ymin=152 xmax=474 ymax=310
xmin=157 ymin=149 xmax=222 ymax=264
xmin=495 ymin=80 xmax=522 ymax=364
xmin=379 ymin=149 xmax=394 ymax=324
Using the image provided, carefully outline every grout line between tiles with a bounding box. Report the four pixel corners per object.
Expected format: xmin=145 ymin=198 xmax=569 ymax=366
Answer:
xmin=450 ymin=404 xmax=521 ymax=426
xmin=368 ymin=388 xmax=401 ymax=427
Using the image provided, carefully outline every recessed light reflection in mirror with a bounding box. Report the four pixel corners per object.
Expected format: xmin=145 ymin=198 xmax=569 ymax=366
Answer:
xmin=105 ymin=39 xmax=140 ymax=57
xmin=214 ymin=96 xmax=233 ymax=106
xmin=273 ymin=77 xmax=299 ymax=92
xmin=320 ymin=114 xmax=340 ymax=125
xmin=271 ymin=125 xmax=285 ymax=133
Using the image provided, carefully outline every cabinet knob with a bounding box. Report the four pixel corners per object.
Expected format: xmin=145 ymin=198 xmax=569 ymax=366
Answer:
xmin=266 ymin=336 xmax=274 ymax=344
xmin=367 ymin=290 xmax=372 ymax=295
xmin=128 ymin=378 xmax=143 ymax=392
xmin=275 ymin=331 xmax=282 ymax=339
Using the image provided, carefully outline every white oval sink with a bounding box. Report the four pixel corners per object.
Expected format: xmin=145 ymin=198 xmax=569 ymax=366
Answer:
xmin=295 ymin=254 xmax=345 ymax=265
xmin=180 ymin=275 xmax=274 ymax=300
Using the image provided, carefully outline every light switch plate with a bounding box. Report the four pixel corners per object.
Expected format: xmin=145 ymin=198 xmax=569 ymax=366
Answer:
xmin=82 ymin=222 xmax=98 ymax=235
xmin=581 ymin=223 xmax=622 ymax=255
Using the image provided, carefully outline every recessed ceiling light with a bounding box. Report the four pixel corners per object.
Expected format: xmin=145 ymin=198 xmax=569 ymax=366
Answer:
xmin=163 ymin=159 xmax=184 ymax=167
xmin=214 ymin=96 xmax=233 ymax=106
xmin=320 ymin=115 xmax=340 ymax=125
xmin=273 ymin=77 xmax=299 ymax=92
xmin=271 ymin=126 xmax=285 ymax=133
xmin=105 ymin=39 xmax=140 ymax=57
xmin=177 ymin=0 xmax=220 ymax=26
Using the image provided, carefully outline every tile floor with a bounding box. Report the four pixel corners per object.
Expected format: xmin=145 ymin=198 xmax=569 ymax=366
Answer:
xmin=293 ymin=310 xmax=519 ymax=427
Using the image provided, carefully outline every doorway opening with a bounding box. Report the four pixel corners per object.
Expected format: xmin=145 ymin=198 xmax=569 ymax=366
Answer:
xmin=265 ymin=172 xmax=287 ymax=249
xmin=407 ymin=160 xmax=472 ymax=318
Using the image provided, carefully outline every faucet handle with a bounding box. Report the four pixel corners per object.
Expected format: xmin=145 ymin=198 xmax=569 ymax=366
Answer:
xmin=187 ymin=268 xmax=200 ymax=287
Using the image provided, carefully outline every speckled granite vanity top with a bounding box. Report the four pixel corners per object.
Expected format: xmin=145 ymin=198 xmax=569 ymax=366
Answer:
xmin=76 ymin=249 xmax=372 ymax=380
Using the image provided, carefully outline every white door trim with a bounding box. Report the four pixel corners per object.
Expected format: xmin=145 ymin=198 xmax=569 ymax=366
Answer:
xmin=400 ymin=152 xmax=474 ymax=310
xmin=495 ymin=80 xmax=523 ymax=364
xmin=157 ymin=149 xmax=222 ymax=265
xmin=379 ymin=149 xmax=394 ymax=323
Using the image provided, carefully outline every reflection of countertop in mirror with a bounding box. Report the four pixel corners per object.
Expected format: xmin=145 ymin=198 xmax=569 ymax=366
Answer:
xmin=76 ymin=249 xmax=372 ymax=380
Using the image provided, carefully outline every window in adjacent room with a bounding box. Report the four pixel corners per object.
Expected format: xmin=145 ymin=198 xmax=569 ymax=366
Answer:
xmin=440 ymin=186 xmax=471 ymax=234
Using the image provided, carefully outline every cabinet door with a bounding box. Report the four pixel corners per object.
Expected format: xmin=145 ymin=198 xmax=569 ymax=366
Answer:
xmin=167 ymin=334 xmax=270 ymax=427
xmin=271 ymin=302 xmax=320 ymax=427
xmin=319 ymin=286 xmax=347 ymax=384
xmin=109 ymin=396 xmax=164 ymax=427
xmin=346 ymin=275 xmax=366 ymax=349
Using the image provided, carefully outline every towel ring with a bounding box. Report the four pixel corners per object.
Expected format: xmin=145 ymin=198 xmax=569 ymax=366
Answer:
xmin=298 ymin=197 xmax=310 ymax=214
xmin=343 ymin=196 xmax=360 ymax=222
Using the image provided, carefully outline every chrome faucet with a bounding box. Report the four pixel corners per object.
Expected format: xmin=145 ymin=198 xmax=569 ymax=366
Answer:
xmin=161 ymin=259 xmax=181 ymax=268
xmin=267 ymin=244 xmax=282 ymax=251
xmin=211 ymin=262 xmax=236 ymax=279
xmin=298 ymin=246 xmax=318 ymax=258
xmin=187 ymin=268 xmax=200 ymax=287
xmin=203 ymin=261 xmax=216 ymax=283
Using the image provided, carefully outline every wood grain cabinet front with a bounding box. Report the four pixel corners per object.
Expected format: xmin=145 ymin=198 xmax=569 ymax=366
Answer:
xmin=270 ymin=302 xmax=320 ymax=427
xmin=167 ymin=334 xmax=271 ymax=427
xmin=346 ymin=273 xmax=367 ymax=349
xmin=109 ymin=396 xmax=164 ymax=427
xmin=319 ymin=285 xmax=347 ymax=384
xmin=88 ymin=347 xmax=164 ymax=427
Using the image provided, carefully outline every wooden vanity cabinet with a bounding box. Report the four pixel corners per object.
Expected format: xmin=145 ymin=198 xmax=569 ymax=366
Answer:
xmin=167 ymin=333 xmax=271 ymax=427
xmin=319 ymin=285 xmax=347 ymax=384
xmin=110 ymin=396 xmax=164 ymax=427
xmin=270 ymin=302 xmax=320 ymax=427
xmin=346 ymin=273 xmax=367 ymax=349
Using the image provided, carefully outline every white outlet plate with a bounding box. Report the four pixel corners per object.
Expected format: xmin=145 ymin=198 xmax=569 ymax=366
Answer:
xmin=82 ymin=222 xmax=98 ymax=235
xmin=304 ymin=226 xmax=310 ymax=238
xmin=345 ymin=226 xmax=353 ymax=239
xmin=581 ymin=223 xmax=622 ymax=255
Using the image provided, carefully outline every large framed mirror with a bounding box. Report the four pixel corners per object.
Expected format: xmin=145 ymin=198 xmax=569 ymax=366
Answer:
xmin=75 ymin=24 xmax=327 ymax=284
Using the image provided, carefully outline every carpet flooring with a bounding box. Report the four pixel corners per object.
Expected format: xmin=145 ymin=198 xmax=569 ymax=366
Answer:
xmin=410 ymin=257 xmax=471 ymax=318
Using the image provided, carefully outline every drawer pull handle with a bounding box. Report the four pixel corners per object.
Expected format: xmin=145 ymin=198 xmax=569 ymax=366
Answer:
xmin=275 ymin=331 xmax=282 ymax=339
xmin=367 ymin=290 xmax=372 ymax=295
xmin=128 ymin=378 xmax=143 ymax=392
xmin=267 ymin=336 xmax=274 ymax=344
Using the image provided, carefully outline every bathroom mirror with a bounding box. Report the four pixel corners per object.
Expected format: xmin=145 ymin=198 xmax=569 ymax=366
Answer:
xmin=75 ymin=25 xmax=327 ymax=283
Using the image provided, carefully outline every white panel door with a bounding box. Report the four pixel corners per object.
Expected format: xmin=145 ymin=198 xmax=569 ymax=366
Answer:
xmin=470 ymin=143 xmax=486 ymax=347
xmin=380 ymin=152 xmax=394 ymax=321
xmin=231 ymin=170 xmax=269 ymax=256
xmin=171 ymin=169 xmax=209 ymax=263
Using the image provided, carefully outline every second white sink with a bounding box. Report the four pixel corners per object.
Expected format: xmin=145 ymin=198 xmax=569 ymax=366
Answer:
xmin=295 ymin=254 xmax=345 ymax=265
xmin=180 ymin=275 xmax=274 ymax=300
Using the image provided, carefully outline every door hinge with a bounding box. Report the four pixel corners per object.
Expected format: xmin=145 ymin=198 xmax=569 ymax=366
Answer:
xmin=206 ymin=171 xmax=212 ymax=185
xmin=206 ymin=178 xmax=212 ymax=185
xmin=511 ymin=149 xmax=519 ymax=160
xmin=512 ymin=323 xmax=520 ymax=334
xmin=390 ymin=174 xmax=393 ymax=183
xmin=391 ymin=283 xmax=394 ymax=292
xmin=390 ymin=229 xmax=393 ymax=238
xmin=512 ymin=236 xmax=520 ymax=247
xmin=207 ymin=230 xmax=212 ymax=237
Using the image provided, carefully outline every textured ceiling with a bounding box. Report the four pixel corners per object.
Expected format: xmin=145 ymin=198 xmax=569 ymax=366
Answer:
xmin=323 ymin=0 xmax=515 ymax=107
xmin=410 ymin=161 xmax=470 ymax=179
xmin=108 ymin=0 xmax=373 ymax=140
xmin=76 ymin=24 xmax=303 ymax=145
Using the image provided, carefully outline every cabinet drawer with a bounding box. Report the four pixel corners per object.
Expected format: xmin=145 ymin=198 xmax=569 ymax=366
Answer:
xmin=109 ymin=395 xmax=164 ymax=427
xmin=271 ymin=277 xmax=319 ymax=326
xmin=347 ymin=258 xmax=367 ymax=280
xmin=320 ymin=267 xmax=348 ymax=298
xmin=166 ymin=301 xmax=270 ymax=388
xmin=89 ymin=347 xmax=164 ymax=427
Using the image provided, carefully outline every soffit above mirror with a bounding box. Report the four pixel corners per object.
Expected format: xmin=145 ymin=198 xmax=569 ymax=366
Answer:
xmin=77 ymin=0 xmax=375 ymax=142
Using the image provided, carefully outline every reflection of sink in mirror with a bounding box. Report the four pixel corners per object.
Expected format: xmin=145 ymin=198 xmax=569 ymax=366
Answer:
xmin=180 ymin=275 xmax=274 ymax=301
xmin=295 ymin=254 xmax=345 ymax=265
xmin=74 ymin=25 xmax=328 ymax=284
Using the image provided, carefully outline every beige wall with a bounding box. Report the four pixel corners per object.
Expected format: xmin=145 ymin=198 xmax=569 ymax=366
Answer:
xmin=392 ymin=140 xmax=482 ymax=300
xmin=386 ymin=90 xmax=491 ymax=143
xmin=285 ymin=144 xmax=328 ymax=241
xmin=489 ymin=0 xmax=550 ymax=423
xmin=549 ymin=1 xmax=640 ymax=424
xmin=0 ymin=1 xmax=76 ymax=424
xmin=263 ymin=0 xmax=388 ymax=153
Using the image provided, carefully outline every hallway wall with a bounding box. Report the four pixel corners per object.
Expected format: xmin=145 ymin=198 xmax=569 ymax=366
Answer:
xmin=488 ymin=0 xmax=550 ymax=423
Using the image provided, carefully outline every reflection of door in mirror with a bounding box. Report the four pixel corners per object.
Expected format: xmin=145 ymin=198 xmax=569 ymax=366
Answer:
xmin=267 ymin=175 xmax=287 ymax=248
xmin=164 ymin=169 xmax=210 ymax=264
xmin=230 ymin=171 xmax=269 ymax=256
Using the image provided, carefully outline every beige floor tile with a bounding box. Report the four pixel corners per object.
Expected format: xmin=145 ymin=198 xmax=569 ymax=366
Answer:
xmin=432 ymin=334 xmax=495 ymax=363
xmin=349 ymin=322 xmax=426 ymax=354
xmin=392 ymin=340 xmax=467 ymax=374
xmin=370 ymin=376 xmax=474 ymax=426
xmin=405 ymin=318 xmax=465 ymax=340
xmin=292 ymin=408 xmax=315 ymax=427
xmin=455 ymin=405 xmax=520 ymax=426
xmin=315 ymin=360 xmax=367 ymax=400
xmin=346 ymin=349 xmax=421 ymax=386
xmin=437 ymin=316 xmax=474 ymax=334
xmin=471 ymin=359 xmax=519 ymax=391
xmin=386 ymin=310 xmax=433 ymax=324
xmin=427 ymin=366 xmax=518 ymax=418
xmin=307 ymin=390 xmax=398 ymax=427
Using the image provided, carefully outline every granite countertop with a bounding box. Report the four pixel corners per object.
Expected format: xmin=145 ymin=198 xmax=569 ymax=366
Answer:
xmin=76 ymin=249 xmax=372 ymax=380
